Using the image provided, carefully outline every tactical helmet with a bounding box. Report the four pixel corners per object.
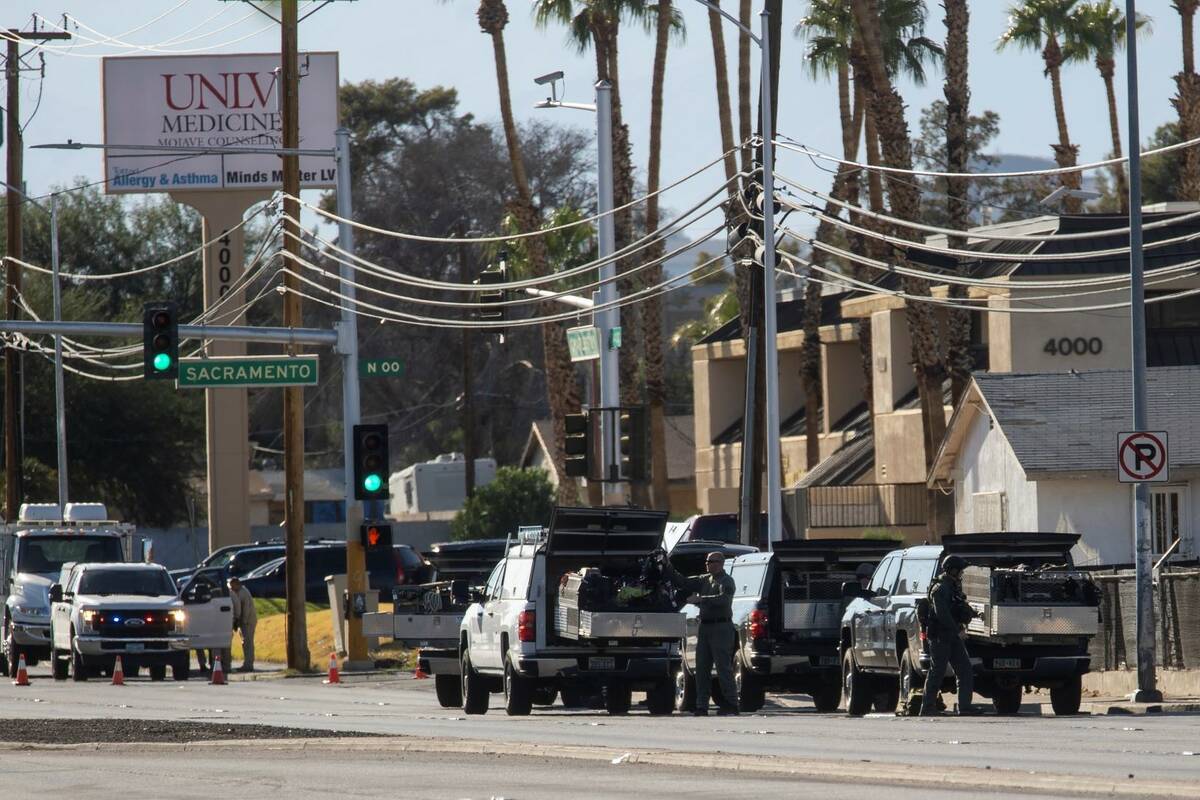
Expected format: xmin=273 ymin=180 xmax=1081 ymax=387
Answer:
xmin=943 ymin=555 xmax=968 ymax=573
xmin=855 ymin=563 xmax=874 ymax=579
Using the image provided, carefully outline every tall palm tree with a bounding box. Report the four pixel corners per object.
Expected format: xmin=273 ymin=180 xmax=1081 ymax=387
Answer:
xmin=851 ymin=0 xmax=947 ymax=537
xmin=1172 ymin=2 xmax=1200 ymax=200
xmin=1069 ymin=2 xmax=1150 ymax=215
xmin=738 ymin=0 xmax=754 ymax=180
xmin=942 ymin=0 xmax=972 ymax=409
xmin=476 ymin=0 xmax=582 ymax=502
xmin=998 ymin=0 xmax=1085 ymax=213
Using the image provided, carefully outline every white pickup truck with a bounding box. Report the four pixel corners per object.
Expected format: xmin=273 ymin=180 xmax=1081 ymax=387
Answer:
xmin=49 ymin=562 xmax=231 ymax=681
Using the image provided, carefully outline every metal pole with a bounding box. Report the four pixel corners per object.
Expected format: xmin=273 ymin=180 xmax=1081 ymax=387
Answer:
xmin=595 ymin=80 xmax=621 ymax=505
xmin=6 ymin=35 xmax=24 ymax=522
xmin=50 ymin=195 xmax=68 ymax=512
xmin=0 ymin=320 xmax=337 ymax=345
xmin=759 ymin=8 xmax=781 ymax=550
xmin=336 ymin=128 xmax=369 ymax=668
xmin=1124 ymin=0 xmax=1160 ymax=704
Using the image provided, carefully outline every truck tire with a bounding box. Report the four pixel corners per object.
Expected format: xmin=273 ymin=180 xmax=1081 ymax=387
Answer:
xmin=674 ymin=667 xmax=697 ymax=713
xmin=1050 ymin=676 xmax=1083 ymax=716
xmin=460 ymin=650 xmax=488 ymax=715
xmin=992 ymin=686 xmax=1022 ymax=715
xmin=735 ymin=659 xmax=766 ymax=713
xmin=435 ymin=674 xmax=463 ymax=708
xmin=51 ymin=649 xmax=69 ymax=681
xmin=898 ymin=654 xmax=922 ymax=717
xmin=842 ymin=649 xmax=872 ymax=717
xmin=149 ymin=663 xmax=167 ymax=682
xmin=812 ymin=682 xmax=841 ymax=713
xmin=532 ymin=686 xmax=558 ymax=706
xmin=605 ymin=682 xmax=632 ymax=715
xmin=71 ymin=645 xmax=88 ymax=682
xmin=173 ymin=654 xmax=190 ymax=682
xmin=645 ymin=678 xmax=675 ymax=716
xmin=502 ymin=659 xmax=533 ymax=716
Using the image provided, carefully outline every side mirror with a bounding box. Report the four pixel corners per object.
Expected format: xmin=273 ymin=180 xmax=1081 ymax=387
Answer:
xmin=470 ymin=589 xmax=487 ymax=604
xmin=841 ymin=581 xmax=863 ymax=600
xmin=48 ymin=584 xmax=63 ymax=603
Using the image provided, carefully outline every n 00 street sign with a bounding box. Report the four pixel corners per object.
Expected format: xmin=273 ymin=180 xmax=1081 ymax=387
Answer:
xmin=178 ymin=355 xmax=319 ymax=389
xmin=359 ymin=358 xmax=405 ymax=378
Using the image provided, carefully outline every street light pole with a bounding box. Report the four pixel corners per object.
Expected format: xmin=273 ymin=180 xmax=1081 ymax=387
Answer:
xmin=49 ymin=195 xmax=68 ymax=512
xmin=758 ymin=8 xmax=781 ymax=550
xmin=595 ymin=80 xmax=622 ymax=505
xmin=1124 ymin=0 xmax=1161 ymax=704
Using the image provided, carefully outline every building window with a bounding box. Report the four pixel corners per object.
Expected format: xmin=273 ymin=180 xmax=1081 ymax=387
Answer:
xmin=1151 ymin=486 xmax=1190 ymax=558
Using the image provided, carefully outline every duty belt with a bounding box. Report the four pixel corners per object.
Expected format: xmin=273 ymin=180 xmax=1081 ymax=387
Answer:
xmin=700 ymin=618 xmax=731 ymax=624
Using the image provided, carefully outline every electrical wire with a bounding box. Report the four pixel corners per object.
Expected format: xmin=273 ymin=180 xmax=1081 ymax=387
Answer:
xmin=10 ymin=11 xmax=273 ymax=57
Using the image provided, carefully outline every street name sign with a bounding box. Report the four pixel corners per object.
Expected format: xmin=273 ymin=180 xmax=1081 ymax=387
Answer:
xmin=1117 ymin=431 xmax=1169 ymax=483
xmin=567 ymin=326 xmax=600 ymax=362
xmin=178 ymin=355 xmax=319 ymax=389
xmin=359 ymin=358 xmax=405 ymax=378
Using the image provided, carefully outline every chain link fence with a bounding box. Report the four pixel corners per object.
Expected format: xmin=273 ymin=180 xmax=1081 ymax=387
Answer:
xmin=1090 ymin=568 xmax=1200 ymax=670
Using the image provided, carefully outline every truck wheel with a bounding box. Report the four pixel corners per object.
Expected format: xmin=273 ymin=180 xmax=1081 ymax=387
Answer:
xmin=51 ymin=649 xmax=69 ymax=681
xmin=735 ymin=659 xmax=766 ymax=712
xmin=898 ymin=655 xmax=922 ymax=717
xmin=1050 ymin=676 xmax=1082 ymax=716
xmin=502 ymin=659 xmax=533 ymax=716
xmin=71 ymin=646 xmax=88 ymax=682
xmin=645 ymin=678 xmax=675 ymax=716
xmin=149 ymin=663 xmax=167 ymax=682
xmin=842 ymin=649 xmax=872 ymax=717
xmin=173 ymin=654 xmax=191 ymax=682
xmin=674 ymin=667 xmax=696 ymax=713
xmin=992 ymin=686 xmax=1022 ymax=715
xmin=435 ymin=674 xmax=463 ymax=708
xmin=532 ymin=686 xmax=558 ymax=706
xmin=460 ymin=650 xmax=488 ymax=715
xmin=605 ymin=682 xmax=632 ymax=715
xmin=812 ymin=683 xmax=841 ymax=713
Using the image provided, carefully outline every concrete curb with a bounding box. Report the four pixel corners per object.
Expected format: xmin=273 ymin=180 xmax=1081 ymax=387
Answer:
xmin=2 ymin=735 xmax=1193 ymax=798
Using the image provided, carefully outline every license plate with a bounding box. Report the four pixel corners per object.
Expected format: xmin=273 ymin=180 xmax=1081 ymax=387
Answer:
xmin=588 ymin=656 xmax=615 ymax=671
xmin=126 ymin=643 xmax=144 ymax=653
xmin=816 ymin=655 xmax=838 ymax=666
xmin=993 ymin=657 xmax=1021 ymax=669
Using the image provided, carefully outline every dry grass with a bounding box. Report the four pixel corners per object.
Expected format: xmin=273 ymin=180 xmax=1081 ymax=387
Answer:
xmin=233 ymin=602 xmax=396 ymax=671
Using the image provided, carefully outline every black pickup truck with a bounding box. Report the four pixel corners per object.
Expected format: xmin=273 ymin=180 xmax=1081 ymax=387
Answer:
xmin=840 ymin=533 xmax=1101 ymax=716
xmin=676 ymin=539 xmax=893 ymax=713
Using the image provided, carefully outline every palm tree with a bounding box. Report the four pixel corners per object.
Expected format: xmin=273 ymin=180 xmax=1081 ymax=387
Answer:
xmin=1069 ymin=2 xmax=1150 ymax=215
xmin=851 ymin=0 xmax=947 ymax=537
xmin=998 ymin=0 xmax=1085 ymax=213
xmin=476 ymin=0 xmax=582 ymax=502
xmin=1172 ymin=2 xmax=1200 ymax=200
xmin=942 ymin=0 xmax=972 ymax=408
xmin=738 ymin=0 xmax=754 ymax=180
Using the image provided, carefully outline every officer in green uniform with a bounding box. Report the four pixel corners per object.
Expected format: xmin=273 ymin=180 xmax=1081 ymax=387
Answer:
xmin=662 ymin=550 xmax=739 ymax=716
xmin=921 ymin=555 xmax=982 ymax=716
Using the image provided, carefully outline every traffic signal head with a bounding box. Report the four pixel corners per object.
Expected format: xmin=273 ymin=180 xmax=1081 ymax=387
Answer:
xmin=352 ymin=423 xmax=390 ymax=500
xmin=618 ymin=406 xmax=647 ymax=482
xmin=475 ymin=256 xmax=508 ymax=339
xmin=563 ymin=411 xmax=592 ymax=479
xmin=142 ymin=302 xmax=179 ymax=380
xmin=360 ymin=523 xmax=393 ymax=551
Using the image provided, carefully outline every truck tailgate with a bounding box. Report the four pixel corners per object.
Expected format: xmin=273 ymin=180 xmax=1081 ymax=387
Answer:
xmin=782 ymin=600 xmax=842 ymax=632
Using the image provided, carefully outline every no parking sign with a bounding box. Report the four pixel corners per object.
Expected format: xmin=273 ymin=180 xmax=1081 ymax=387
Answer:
xmin=1117 ymin=431 xmax=1169 ymax=483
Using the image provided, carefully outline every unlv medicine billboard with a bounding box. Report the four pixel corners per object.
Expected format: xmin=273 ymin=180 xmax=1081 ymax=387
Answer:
xmin=101 ymin=52 xmax=339 ymax=194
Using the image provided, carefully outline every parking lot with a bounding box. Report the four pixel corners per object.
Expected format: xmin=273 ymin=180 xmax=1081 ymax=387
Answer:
xmin=3 ymin=664 xmax=1199 ymax=799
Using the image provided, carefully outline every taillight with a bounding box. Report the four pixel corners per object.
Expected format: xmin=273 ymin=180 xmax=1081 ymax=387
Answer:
xmin=749 ymin=609 xmax=768 ymax=640
xmin=919 ymin=630 xmax=927 ymax=642
xmin=518 ymin=610 xmax=536 ymax=642
xmin=395 ymin=566 xmax=406 ymax=585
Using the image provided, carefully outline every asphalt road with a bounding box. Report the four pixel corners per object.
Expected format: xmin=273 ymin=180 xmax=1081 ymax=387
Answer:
xmin=2 ymin=665 xmax=1198 ymax=798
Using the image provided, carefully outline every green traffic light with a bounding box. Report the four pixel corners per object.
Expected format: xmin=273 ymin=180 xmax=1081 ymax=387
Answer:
xmin=153 ymin=352 xmax=173 ymax=371
xmin=362 ymin=473 xmax=382 ymax=493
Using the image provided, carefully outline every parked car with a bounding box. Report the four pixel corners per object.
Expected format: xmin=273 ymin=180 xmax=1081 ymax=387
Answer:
xmin=663 ymin=512 xmax=792 ymax=552
xmin=170 ymin=537 xmax=342 ymax=591
xmin=840 ymin=533 xmax=1100 ymax=717
xmin=240 ymin=543 xmax=433 ymax=603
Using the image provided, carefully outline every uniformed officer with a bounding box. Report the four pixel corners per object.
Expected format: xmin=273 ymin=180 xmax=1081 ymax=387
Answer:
xmin=855 ymin=563 xmax=874 ymax=590
xmin=920 ymin=555 xmax=981 ymax=716
xmin=661 ymin=550 xmax=739 ymax=716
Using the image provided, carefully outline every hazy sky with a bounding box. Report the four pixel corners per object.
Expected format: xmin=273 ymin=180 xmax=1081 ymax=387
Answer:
xmin=1 ymin=0 xmax=1189 ymax=237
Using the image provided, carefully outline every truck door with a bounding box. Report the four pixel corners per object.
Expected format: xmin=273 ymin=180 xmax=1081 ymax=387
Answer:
xmin=858 ymin=556 xmax=899 ymax=669
xmin=181 ymin=575 xmax=233 ymax=651
xmin=0 ymin=533 xmax=11 ymax=594
xmin=469 ymin=563 xmax=503 ymax=667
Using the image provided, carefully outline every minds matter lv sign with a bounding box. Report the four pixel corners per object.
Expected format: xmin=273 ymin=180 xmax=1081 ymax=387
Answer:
xmin=101 ymin=52 xmax=339 ymax=194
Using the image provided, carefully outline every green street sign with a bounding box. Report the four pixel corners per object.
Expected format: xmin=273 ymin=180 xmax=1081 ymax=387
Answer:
xmin=609 ymin=326 xmax=622 ymax=350
xmin=359 ymin=358 xmax=405 ymax=378
xmin=566 ymin=326 xmax=600 ymax=362
xmin=178 ymin=355 xmax=319 ymax=389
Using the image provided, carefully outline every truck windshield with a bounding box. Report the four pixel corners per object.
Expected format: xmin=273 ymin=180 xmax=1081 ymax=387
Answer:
xmin=78 ymin=569 xmax=175 ymax=597
xmin=17 ymin=536 xmax=124 ymax=575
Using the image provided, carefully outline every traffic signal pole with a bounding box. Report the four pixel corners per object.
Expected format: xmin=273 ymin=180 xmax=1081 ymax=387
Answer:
xmin=335 ymin=127 xmax=370 ymax=669
xmin=595 ymin=81 xmax=622 ymax=506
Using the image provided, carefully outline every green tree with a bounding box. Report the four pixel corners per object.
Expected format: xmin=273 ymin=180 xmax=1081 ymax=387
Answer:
xmin=450 ymin=466 xmax=556 ymax=540
xmin=1172 ymin=1 xmax=1200 ymax=200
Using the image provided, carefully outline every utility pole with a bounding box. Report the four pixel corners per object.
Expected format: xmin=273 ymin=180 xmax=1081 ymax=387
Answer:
xmin=457 ymin=228 xmax=476 ymax=500
xmin=278 ymin=0 xmax=309 ymax=672
xmin=4 ymin=27 xmax=69 ymax=521
xmin=595 ymin=81 xmax=621 ymax=506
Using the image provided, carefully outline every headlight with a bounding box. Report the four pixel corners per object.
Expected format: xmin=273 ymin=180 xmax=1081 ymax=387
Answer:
xmin=170 ymin=610 xmax=186 ymax=630
xmin=81 ymin=608 xmax=98 ymax=631
xmin=14 ymin=604 xmax=48 ymax=618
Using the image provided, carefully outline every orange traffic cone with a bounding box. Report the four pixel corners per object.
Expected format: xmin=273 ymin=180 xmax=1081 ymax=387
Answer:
xmin=12 ymin=653 xmax=30 ymax=686
xmin=323 ymin=652 xmax=340 ymax=684
xmin=413 ymin=666 xmax=429 ymax=680
xmin=111 ymin=655 xmax=125 ymax=686
xmin=209 ymin=653 xmax=226 ymax=685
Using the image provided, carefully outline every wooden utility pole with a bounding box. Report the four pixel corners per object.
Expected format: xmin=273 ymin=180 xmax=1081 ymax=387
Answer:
xmin=4 ymin=28 xmax=69 ymax=521
xmin=278 ymin=0 xmax=309 ymax=671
